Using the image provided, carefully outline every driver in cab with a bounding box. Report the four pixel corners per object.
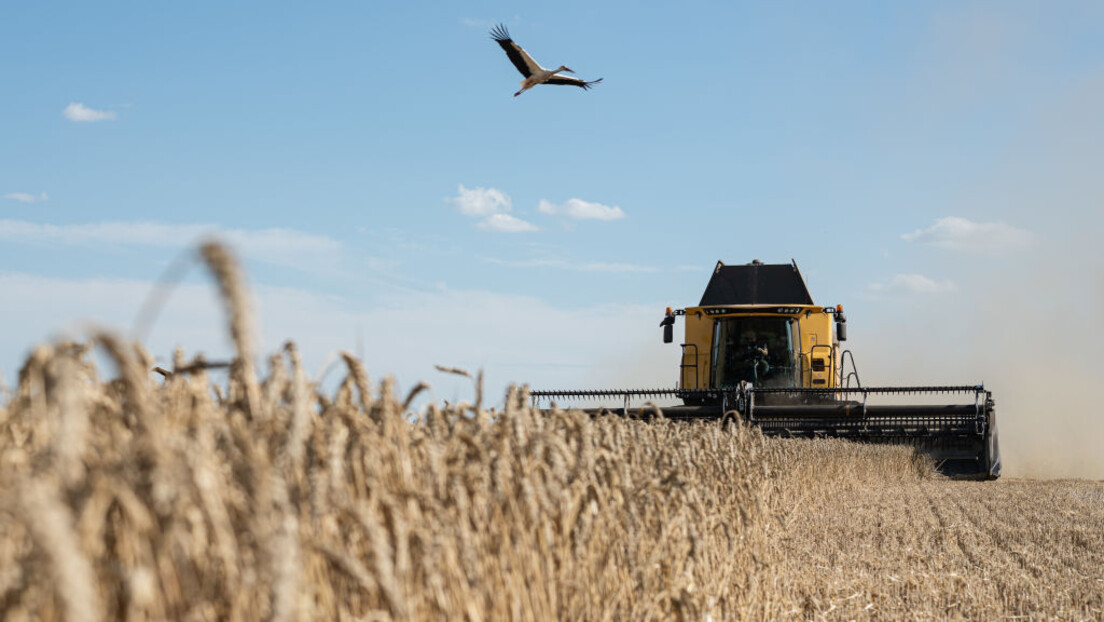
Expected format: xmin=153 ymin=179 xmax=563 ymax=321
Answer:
xmin=740 ymin=329 xmax=770 ymax=381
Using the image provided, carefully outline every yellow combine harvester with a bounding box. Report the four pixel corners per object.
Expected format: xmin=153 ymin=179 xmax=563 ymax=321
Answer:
xmin=532 ymin=260 xmax=1002 ymax=480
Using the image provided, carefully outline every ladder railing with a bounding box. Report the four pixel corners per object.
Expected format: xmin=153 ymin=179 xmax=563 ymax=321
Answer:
xmin=839 ymin=349 xmax=861 ymax=388
xmin=679 ymin=343 xmax=699 ymax=389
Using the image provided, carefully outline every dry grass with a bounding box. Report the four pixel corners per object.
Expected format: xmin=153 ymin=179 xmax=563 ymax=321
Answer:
xmin=1 ymin=241 xmax=1101 ymax=621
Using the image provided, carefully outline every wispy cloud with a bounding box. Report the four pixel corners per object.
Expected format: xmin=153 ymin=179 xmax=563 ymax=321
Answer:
xmin=538 ymin=198 xmax=625 ymax=221
xmin=902 ymin=216 xmax=1032 ymax=253
xmin=0 ymin=220 xmax=333 ymax=250
xmin=478 ymin=213 xmax=539 ymax=233
xmin=460 ymin=17 xmax=495 ymax=28
xmin=868 ymin=273 xmax=957 ymax=295
xmin=0 ymin=270 xmax=673 ymax=401
xmin=485 ymin=257 xmax=658 ymax=273
xmin=62 ymin=102 xmax=117 ymax=122
xmin=447 ymin=184 xmax=538 ymax=233
xmin=2 ymin=192 xmax=49 ymax=204
xmin=0 ymin=220 xmax=343 ymax=272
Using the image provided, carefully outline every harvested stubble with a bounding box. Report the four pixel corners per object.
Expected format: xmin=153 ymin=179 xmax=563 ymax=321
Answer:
xmin=765 ymin=443 xmax=1104 ymax=620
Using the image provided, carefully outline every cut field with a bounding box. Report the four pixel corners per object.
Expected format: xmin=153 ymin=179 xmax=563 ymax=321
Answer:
xmin=765 ymin=444 xmax=1104 ymax=619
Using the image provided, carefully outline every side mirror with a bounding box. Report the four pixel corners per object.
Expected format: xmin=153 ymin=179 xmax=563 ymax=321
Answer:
xmin=836 ymin=321 xmax=847 ymax=341
xmin=660 ymin=310 xmax=675 ymax=343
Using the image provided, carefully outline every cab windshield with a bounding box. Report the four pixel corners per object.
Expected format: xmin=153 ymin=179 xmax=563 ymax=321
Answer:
xmin=711 ymin=317 xmax=797 ymax=388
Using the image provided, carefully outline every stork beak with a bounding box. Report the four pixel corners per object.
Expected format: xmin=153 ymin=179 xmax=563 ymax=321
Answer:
xmin=563 ymin=67 xmax=575 ymax=73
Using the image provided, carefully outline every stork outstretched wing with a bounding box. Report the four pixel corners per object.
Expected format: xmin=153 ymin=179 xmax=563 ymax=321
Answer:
xmin=490 ymin=24 xmax=541 ymax=77
xmin=545 ymin=76 xmax=604 ymax=90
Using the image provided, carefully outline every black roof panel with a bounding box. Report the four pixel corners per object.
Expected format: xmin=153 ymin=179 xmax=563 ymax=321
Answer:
xmin=698 ymin=261 xmax=814 ymax=306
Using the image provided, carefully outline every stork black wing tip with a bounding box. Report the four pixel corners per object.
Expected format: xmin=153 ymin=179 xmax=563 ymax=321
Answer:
xmin=581 ymin=78 xmax=604 ymax=91
xmin=489 ymin=23 xmax=511 ymax=42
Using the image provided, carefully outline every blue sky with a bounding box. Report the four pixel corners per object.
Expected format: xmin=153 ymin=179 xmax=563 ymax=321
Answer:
xmin=2 ymin=3 xmax=1103 ymax=474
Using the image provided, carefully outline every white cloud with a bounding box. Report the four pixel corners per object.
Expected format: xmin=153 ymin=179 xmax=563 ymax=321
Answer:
xmin=449 ymin=184 xmax=512 ymax=217
xmin=448 ymin=185 xmax=538 ymax=233
xmin=2 ymin=192 xmax=49 ymax=204
xmin=477 ymin=213 xmax=539 ymax=233
xmin=901 ymin=216 xmax=1032 ymax=253
xmin=0 ymin=220 xmax=344 ymax=272
xmin=868 ymin=273 xmax=957 ymax=295
xmin=62 ymin=102 xmax=117 ymax=122
xmin=538 ymin=198 xmax=625 ymax=221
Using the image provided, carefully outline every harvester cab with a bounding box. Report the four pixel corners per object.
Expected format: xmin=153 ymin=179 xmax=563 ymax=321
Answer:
xmin=672 ymin=260 xmax=844 ymax=396
xmin=533 ymin=260 xmax=1002 ymax=480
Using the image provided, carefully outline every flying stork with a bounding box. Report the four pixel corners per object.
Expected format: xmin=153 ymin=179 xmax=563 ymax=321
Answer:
xmin=490 ymin=23 xmax=603 ymax=97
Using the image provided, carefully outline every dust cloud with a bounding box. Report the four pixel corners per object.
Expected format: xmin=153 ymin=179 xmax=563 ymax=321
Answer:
xmin=855 ymin=233 xmax=1103 ymax=480
xmin=856 ymin=67 xmax=1104 ymax=480
xmin=972 ymin=248 xmax=1103 ymax=480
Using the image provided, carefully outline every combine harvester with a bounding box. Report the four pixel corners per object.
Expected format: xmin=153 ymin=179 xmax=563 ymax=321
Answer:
xmin=532 ymin=260 xmax=1001 ymax=480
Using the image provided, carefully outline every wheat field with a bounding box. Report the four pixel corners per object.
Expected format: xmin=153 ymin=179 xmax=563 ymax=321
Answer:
xmin=1 ymin=242 xmax=1101 ymax=621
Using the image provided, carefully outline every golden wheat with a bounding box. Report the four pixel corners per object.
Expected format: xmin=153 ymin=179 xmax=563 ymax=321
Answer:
xmin=1 ymin=242 xmax=1100 ymax=621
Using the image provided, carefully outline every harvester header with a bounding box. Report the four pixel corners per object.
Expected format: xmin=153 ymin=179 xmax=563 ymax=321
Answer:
xmin=533 ymin=259 xmax=1001 ymax=479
